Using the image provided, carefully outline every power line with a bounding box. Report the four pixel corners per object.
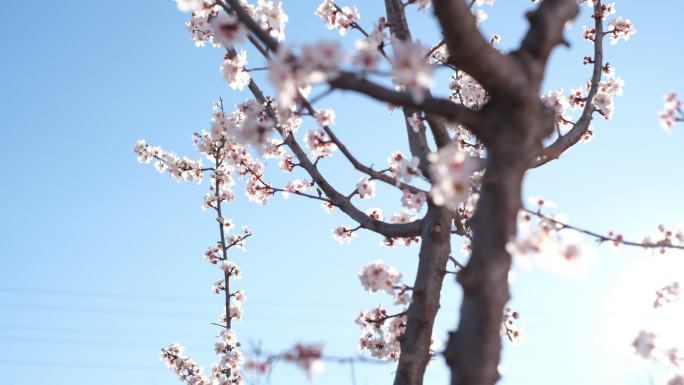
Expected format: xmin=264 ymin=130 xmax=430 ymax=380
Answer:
xmin=0 ymin=286 xmax=360 ymax=308
xmin=0 ymin=359 xmax=160 ymax=372
xmin=0 ymin=302 xmax=355 ymax=323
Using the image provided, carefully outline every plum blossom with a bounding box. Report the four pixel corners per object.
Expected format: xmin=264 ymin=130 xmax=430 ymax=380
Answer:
xmin=582 ymin=26 xmax=596 ymax=41
xmin=659 ymin=92 xmax=683 ymax=133
xmin=401 ymin=190 xmax=427 ymax=212
xmin=269 ymin=42 xmax=343 ymax=111
xmin=593 ymin=92 xmax=615 ymax=120
xmin=135 ymin=140 xmax=205 ymax=183
xmin=654 ymin=281 xmax=680 ymax=309
xmin=527 ymin=196 xmax=557 ymax=209
xmin=332 ymin=226 xmax=357 ymax=244
xmin=305 ymin=129 xmax=338 ymax=158
xmin=508 ymin=210 xmax=596 ymax=278
xmin=210 ymin=328 xmax=245 ymax=384
xmin=633 ymin=330 xmax=656 ymax=359
xmin=428 ymin=142 xmax=478 ymax=210
xmin=568 ymin=88 xmax=586 ymax=110
xmin=315 ymin=0 xmax=360 ymax=36
xmin=608 ymin=17 xmax=636 ymax=44
xmin=221 ymin=50 xmax=251 ymax=91
xmin=236 ymin=100 xmax=275 ymax=150
xmin=542 ymin=89 xmax=570 ymax=127
xmin=449 ymin=71 xmax=487 ymax=109
xmin=358 ymin=260 xmax=402 ymax=295
xmin=395 ymin=156 xmax=421 ymax=184
xmin=353 ymin=41 xmax=381 ymax=71
xmin=209 ymin=13 xmax=247 ymax=48
xmin=407 ymin=113 xmax=423 ymax=133
xmin=186 ymin=13 xmax=214 ymax=47
xmin=254 ymin=0 xmax=289 ymax=41
xmin=356 ymin=305 xmax=405 ymax=361
xmin=314 ymin=108 xmax=336 ymax=127
xmin=161 ymin=343 xmax=211 ymax=385
xmin=356 ymin=177 xmax=376 ymax=199
xmin=501 ymin=307 xmax=524 ymax=343
xmin=365 ymin=207 xmax=384 ymax=221
xmin=175 ymin=0 xmax=206 ymax=13
xmin=414 ymin=0 xmax=432 ymax=12
xmin=282 ymin=179 xmax=312 ymax=198
xmin=321 ymin=201 xmax=336 ymax=214
xmin=390 ymin=39 xmax=432 ymax=103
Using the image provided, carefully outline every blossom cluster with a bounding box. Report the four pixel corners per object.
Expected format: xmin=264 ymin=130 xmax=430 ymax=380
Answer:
xmin=221 ymin=50 xmax=250 ymax=90
xmin=356 ymin=304 xmax=406 ymax=361
xmin=211 ymin=328 xmax=245 ymax=385
xmin=315 ymin=0 xmax=360 ymax=36
xmin=507 ymin=199 xmax=595 ymax=278
xmin=135 ymin=140 xmax=205 ymax=183
xmin=449 ymin=71 xmax=488 ymax=110
xmin=358 ymin=260 xmax=403 ymax=299
xmin=428 ymin=142 xmax=479 ymax=211
xmin=356 ymin=261 xmax=412 ymax=360
xmin=659 ymin=92 xmax=683 ymax=133
xmin=332 ymin=225 xmax=357 ymax=245
xmin=383 ymin=208 xmax=421 ymax=248
xmin=607 ymin=17 xmax=636 ymax=44
xmin=541 ymin=71 xmax=624 ymax=133
xmin=501 ymin=307 xmax=524 ymax=344
xmin=268 ymin=41 xmax=343 ymax=112
xmin=640 ymin=224 xmax=684 ymax=255
xmin=654 ymin=282 xmax=680 ymax=309
xmin=388 ymin=151 xmax=421 ymax=184
xmin=390 ymin=39 xmax=433 ymax=103
xmin=632 ymin=283 xmax=683 ymax=385
xmin=161 ymin=343 xmax=211 ymax=385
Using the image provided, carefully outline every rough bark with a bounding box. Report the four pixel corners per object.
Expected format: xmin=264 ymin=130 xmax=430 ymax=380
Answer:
xmin=437 ymin=2 xmax=579 ymax=385
xmin=394 ymin=204 xmax=453 ymax=385
xmin=444 ymin=95 xmax=553 ymax=385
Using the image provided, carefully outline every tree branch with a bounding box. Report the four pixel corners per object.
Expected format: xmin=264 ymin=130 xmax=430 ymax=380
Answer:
xmin=432 ymin=0 xmax=526 ymax=93
xmin=517 ymin=0 xmax=580 ymax=80
xmin=244 ymin=78 xmax=423 ymax=238
xmin=531 ymin=0 xmax=604 ymax=167
xmin=297 ymin=92 xmax=427 ymax=195
xmin=524 ymin=208 xmax=684 ymax=251
xmin=330 ymin=73 xmax=481 ymax=129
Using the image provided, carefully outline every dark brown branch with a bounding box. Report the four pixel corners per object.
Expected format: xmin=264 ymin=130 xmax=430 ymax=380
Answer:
xmin=213 ymin=148 xmax=233 ymax=329
xmin=297 ymin=92 xmax=427 ymax=195
xmin=213 ymin=20 xmax=423 ymax=238
xmin=443 ymin=3 xmax=580 ymax=385
xmin=432 ymin=0 xmax=526 ymax=93
xmin=380 ymin=3 xmax=455 ymax=385
xmin=220 ymin=0 xmax=481 ymax=132
xmin=384 ymin=0 xmax=432 ymax=178
xmin=531 ymin=1 xmax=604 ymax=167
xmin=330 ymin=73 xmax=481 ymax=129
xmin=242 ymin=162 xmax=333 ymax=203
xmin=394 ymin=204 xmax=453 ymax=385
xmin=518 ymin=0 xmax=580 ymax=78
xmin=245 ymin=78 xmax=423 ymax=238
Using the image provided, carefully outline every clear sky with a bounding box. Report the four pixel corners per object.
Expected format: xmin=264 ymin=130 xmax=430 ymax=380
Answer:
xmin=1 ymin=1 xmax=683 ymax=385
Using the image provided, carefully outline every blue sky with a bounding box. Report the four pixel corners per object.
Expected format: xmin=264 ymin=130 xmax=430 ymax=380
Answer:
xmin=1 ymin=1 xmax=683 ymax=385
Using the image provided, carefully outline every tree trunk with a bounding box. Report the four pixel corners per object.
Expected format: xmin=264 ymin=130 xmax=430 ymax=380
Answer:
xmin=393 ymin=204 xmax=453 ymax=385
xmin=444 ymin=96 xmax=553 ymax=385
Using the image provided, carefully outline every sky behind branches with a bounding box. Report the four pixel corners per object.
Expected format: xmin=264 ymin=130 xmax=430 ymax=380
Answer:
xmin=1 ymin=1 xmax=683 ymax=384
